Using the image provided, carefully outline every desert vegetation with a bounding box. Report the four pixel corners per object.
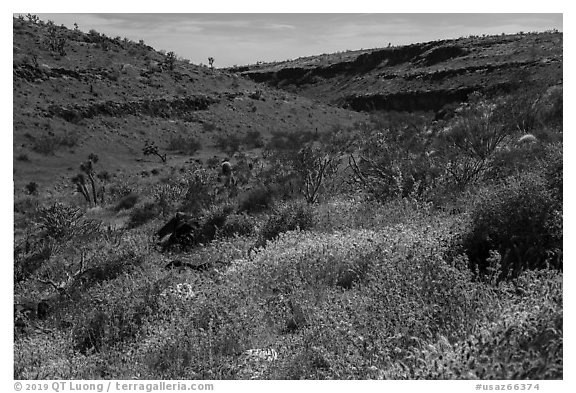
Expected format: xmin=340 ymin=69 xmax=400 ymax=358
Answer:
xmin=13 ymin=16 xmax=562 ymax=380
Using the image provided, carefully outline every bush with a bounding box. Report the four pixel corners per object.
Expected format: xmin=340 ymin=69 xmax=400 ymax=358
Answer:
xmin=30 ymin=131 xmax=79 ymax=155
xmin=37 ymin=203 xmax=100 ymax=242
xmin=127 ymin=203 xmax=161 ymax=229
xmin=31 ymin=134 xmax=61 ymax=155
xmin=16 ymin=153 xmax=30 ymax=162
xmin=228 ymin=219 xmax=492 ymax=378
xmin=114 ymin=192 xmax=139 ymax=211
xmin=237 ymin=186 xmax=274 ymax=213
xmin=167 ymin=135 xmax=202 ymax=155
xmin=179 ymin=169 xmax=217 ymax=215
xmin=243 ymin=130 xmax=264 ymax=148
xmin=25 ymin=182 xmax=38 ymax=195
xmin=462 ymin=171 xmax=562 ymax=278
xmin=14 ymin=242 xmax=52 ymax=283
xmin=542 ymin=143 xmax=562 ymax=205
xmin=395 ymin=269 xmax=562 ymax=379
xmin=14 ymin=196 xmax=39 ymax=215
xmin=220 ymin=213 xmax=255 ymax=238
xmin=214 ymin=133 xmax=241 ymax=154
xmin=72 ymin=271 xmax=162 ymax=354
xmin=196 ymin=203 xmax=236 ymax=243
xmin=202 ymin=122 xmax=216 ymax=132
xmin=259 ymin=200 xmax=314 ymax=244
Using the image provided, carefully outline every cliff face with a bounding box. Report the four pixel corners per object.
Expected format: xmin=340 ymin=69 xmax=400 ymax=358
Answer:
xmin=231 ymin=33 xmax=563 ymax=112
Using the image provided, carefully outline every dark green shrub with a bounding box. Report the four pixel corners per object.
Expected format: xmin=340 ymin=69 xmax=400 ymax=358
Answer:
xmin=238 ymin=186 xmax=274 ymax=213
xmin=202 ymin=122 xmax=216 ymax=132
xmin=266 ymin=129 xmax=318 ymax=152
xmin=14 ymin=242 xmax=52 ymax=283
xmin=31 ymin=134 xmax=61 ymax=155
xmin=259 ymin=200 xmax=314 ymax=243
xmin=214 ymin=133 xmax=241 ymax=154
xmin=196 ymin=203 xmax=235 ymax=243
xmin=59 ymin=130 xmax=79 ymax=147
xmin=179 ymin=170 xmax=216 ymax=215
xmin=127 ymin=203 xmax=161 ymax=228
xmin=30 ymin=131 xmax=79 ymax=155
xmin=542 ymin=143 xmax=562 ymax=205
xmin=243 ymin=130 xmax=264 ymax=148
xmin=37 ymin=203 xmax=100 ymax=241
xmin=167 ymin=135 xmax=202 ymax=155
xmin=462 ymin=171 xmax=562 ymax=278
xmin=25 ymin=182 xmax=38 ymax=195
xmin=71 ymin=250 xmax=144 ymax=294
xmin=72 ymin=273 xmax=161 ymax=354
xmin=114 ymin=192 xmax=139 ymax=212
xmin=14 ymin=196 xmax=39 ymax=215
xmin=220 ymin=213 xmax=255 ymax=238
xmin=16 ymin=153 xmax=30 ymax=162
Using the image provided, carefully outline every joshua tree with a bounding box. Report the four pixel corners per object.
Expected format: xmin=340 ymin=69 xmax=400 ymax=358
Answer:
xmin=72 ymin=174 xmax=91 ymax=204
xmin=72 ymin=154 xmax=101 ymax=206
xmin=81 ymin=154 xmax=100 ymax=204
xmin=45 ymin=24 xmax=67 ymax=56
xmin=165 ymin=51 xmax=177 ymax=71
xmin=26 ymin=14 xmax=39 ymax=24
xmin=143 ymin=140 xmax=167 ymax=163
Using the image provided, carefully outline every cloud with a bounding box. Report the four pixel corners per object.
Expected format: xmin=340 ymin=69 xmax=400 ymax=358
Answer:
xmin=34 ymin=13 xmax=563 ymax=67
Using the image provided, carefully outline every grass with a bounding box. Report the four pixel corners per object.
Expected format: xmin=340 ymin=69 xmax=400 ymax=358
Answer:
xmin=13 ymin=192 xmax=563 ymax=379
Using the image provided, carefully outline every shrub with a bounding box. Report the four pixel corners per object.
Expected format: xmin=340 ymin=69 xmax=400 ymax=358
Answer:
xmin=259 ymin=200 xmax=314 ymax=244
xmin=167 ymin=135 xmax=202 ymax=155
xmin=350 ymin=115 xmax=439 ymax=201
xmin=462 ymin=171 xmax=562 ymax=278
xmin=393 ymin=269 xmax=562 ymax=379
xmin=266 ymin=129 xmax=318 ymax=152
xmin=214 ymin=133 xmax=241 ymax=154
xmin=220 ymin=213 xmax=255 ymax=238
xmin=435 ymin=94 xmax=514 ymax=190
xmin=228 ymin=219 xmax=491 ymax=378
xmin=202 ymin=122 xmax=216 ymax=132
xmin=114 ymin=192 xmax=139 ymax=212
xmin=14 ymin=242 xmax=52 ymax=283
xmin=127 ymin=203 xmax=161 ymax=229
xmin=25 ymin=182 xmax=38 ymax=195
xmin=243 ymin=130 xmax=264 ymax=148
xmin=14 ymin=196 xmax=39 ymax=215
xmin=196 ymin=203 xmax=236 ymax=243
xmin=237 ymin=186 xmax=274 ymax=213
xmin=30 ymin=131 xmax=79 ymax=155
xmin=179 ymin=169 xmax=217 ymax=215
xmin=16 ymin=153 xmax=30 ymax=162
xmin=31 ymin=134 xmax=61 ymax=155
xmin=107 ymin=179 xmax=135 ymax=200
xmin=72 ymin=271 xmax=162 ymax=354
xmin=37 ymin=203 xmax=100 ymax=242
xmin=542 ymin=142 xmax=562 ymax=205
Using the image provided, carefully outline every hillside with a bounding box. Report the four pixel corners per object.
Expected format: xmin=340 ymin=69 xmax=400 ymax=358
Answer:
xmin=13 ymin=16 xmax=563 ymax=381
xmin=13 ymin=17 xmax=366 ymax=193
xmin=231 ymin=32 xmax=562 ymax=112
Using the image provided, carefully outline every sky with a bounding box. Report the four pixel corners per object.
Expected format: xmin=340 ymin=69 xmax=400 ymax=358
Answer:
xmin=30 ymin=13 xmax=563 ymax=68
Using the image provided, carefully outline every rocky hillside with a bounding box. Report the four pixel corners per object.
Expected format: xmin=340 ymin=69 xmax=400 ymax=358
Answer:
xmin=13 ymin=16 xmax=366 ymax=193
xmin=231 ymin=32 xmax=563 ymax=112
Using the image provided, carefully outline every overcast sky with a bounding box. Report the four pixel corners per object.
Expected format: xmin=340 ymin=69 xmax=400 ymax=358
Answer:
xmin=31 ymin=13 xmax=563 ymax=68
